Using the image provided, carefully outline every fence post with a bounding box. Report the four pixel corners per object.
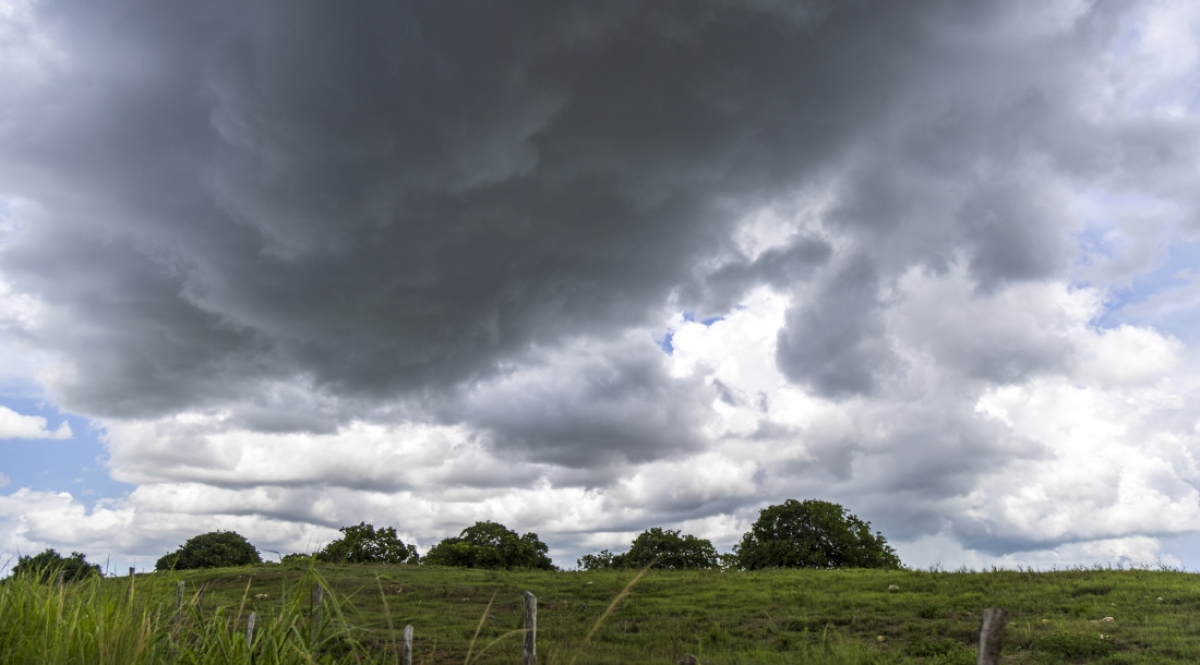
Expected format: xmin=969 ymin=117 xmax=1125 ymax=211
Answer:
xmin=57 ymin=570 xmax=65 ymax=587
xmin=524 ymin=591 xmax=537 ymax=665
xmin=311 ymin=583 xmax=325 ymax=644
xmin=171 ymin=580 xmax=185 ymax=640
xmin=246 ymin=612 xmax=257 ymax=646
xmin=977 ymin=607 xmax=1008 ymax=665
xmin=402 ymin=624 xmax=413 ymax=665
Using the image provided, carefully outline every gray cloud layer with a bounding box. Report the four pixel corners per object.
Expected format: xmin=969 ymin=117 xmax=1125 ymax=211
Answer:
xmin=3 ymin=0 xmax=1200 ymax=566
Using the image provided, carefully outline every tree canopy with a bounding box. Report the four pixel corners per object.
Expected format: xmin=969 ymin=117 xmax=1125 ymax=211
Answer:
xmin=423 ymin=520 xmax=554 ymax=570
xmin=12 ymin=548 xmax=101 ymax=582
xmin=577 ymin=527 xmax=720 ymax=570
xmin=155 ymin=531 xmax=262 ymax=571
xmin=315 ymin=522 xmax=419 ymax=564
xmin=735 ymin=499 xmax=901 ymax=570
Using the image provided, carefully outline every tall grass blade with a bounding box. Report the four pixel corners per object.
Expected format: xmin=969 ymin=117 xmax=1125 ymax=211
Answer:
xmin=569 ymin=564 xmax=654 ymax=665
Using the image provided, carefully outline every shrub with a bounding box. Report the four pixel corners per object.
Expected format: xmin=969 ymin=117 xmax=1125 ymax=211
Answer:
xmin=155 ymin=531 xmax=261 ymax=571
xmin=577 ymin=528 xmax=721 ymax=570
xmin=11 ymin=549 xmax=101 ymax=582
xmin=735 ymin=499 xmax=901 ymax=570
xmin=315 ymin=523 xmax=418 ymax=564
xmin=424 ymin=521 xmax=554 ymax=570
xmin=281 ymin=553 xmax=313 ymax=566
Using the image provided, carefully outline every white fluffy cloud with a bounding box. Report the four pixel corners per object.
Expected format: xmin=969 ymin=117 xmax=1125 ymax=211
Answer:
xmin=0 ymin=405 xmax=70 ymax=440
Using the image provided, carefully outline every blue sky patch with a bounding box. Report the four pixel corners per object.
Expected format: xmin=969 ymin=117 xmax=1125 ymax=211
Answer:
xmin=0 ymin=397 xmax=133 ymax=508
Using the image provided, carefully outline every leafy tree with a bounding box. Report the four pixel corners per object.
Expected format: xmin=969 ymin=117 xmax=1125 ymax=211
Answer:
xmin=12 ymin=549 xmax=101 ymax=582
xmin=155 ymin=531 xmax=262 ymax=571
xmin=622 ymin=527 xmax=721 ymax=569
xmin=315 ymin=522 xmax=419 ymax=564
xmin=577 ymin=549 xmax=618 ymax=571
xmin=735 ymin=499 xmax=901 ymax=570
xmin=577 ymin=528 xmax=720 ymax=570
xmin=424 ymin=521 xmax=554 ymax=570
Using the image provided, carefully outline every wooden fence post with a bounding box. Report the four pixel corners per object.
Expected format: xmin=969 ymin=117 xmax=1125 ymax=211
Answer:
xmin=524 ymin=591 xmax=537 ymax=665
xmin=171 ymin=580 xmax=185 ymax=639
xmin=311 ymin=583 xmax=325 ymax=644
xmin=977 ymin=607 xmax=1008 ymax=665
xmin=246 ymin=612 xmax=257 ymax=647
xmin=57 ymin=570 xmax=65 ymax=587
xmin=402 ymin=624 xmax=413 ymax=665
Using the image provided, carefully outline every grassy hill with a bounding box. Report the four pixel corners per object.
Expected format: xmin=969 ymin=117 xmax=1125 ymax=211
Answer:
xmin=3 ymin=563 xmax=1199 ymax=664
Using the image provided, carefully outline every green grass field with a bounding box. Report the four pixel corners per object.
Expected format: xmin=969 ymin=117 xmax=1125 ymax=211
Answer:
xmin=3 ymin=563 xmax=1199 ymax=664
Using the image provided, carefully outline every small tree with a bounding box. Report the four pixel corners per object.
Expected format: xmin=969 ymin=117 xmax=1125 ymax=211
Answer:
xmin=315 ymin=522 xmax=419 ymax=564
xmin=155 ymin=531 xmax=262 ymax=571
xmin=577 ymin=549 xmax=618 ymax=571
xmin=577 ymin=528 xmax=720 ymax=570
xmin=12 ymin=549 xmax=101 ymax=582
xmin=424 ymin=521 xmax=554 ymax=570
xmin=735 ymin=499 xmax=901 ymax=570
xmin=622 ymin=527 xmax=721 ymax=569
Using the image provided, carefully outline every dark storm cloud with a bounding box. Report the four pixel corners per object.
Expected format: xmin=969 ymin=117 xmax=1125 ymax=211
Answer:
xmin=459 ymin=339 xmax=714 ymax=472
xmin=2 ymin=0 xmax=956 ymax=423
xmin=677 ymin=235 xmax=833 ymax=316
xmin=776 ymin=255 xmax=894 ymax=397
xmin=6 ymin=0 xmax=1195 ymax=559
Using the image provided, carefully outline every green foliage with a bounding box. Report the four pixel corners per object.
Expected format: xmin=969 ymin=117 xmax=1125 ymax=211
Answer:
xmin=155 ymin=531 xmax=262 ymax=571
xmin=423 ymin=520 xmax=554 ymax=570
xmin=577 ymin=528 xmax=720 ymax=570
xmin=314 ymin=522 xmax=419 ymax=564
xmin=280 ymin=552 xmax=312 ymax=566
xmin=577 ymin=549 xmax=619 ymax=570
xmin=11 ymin=548 xmax=101 ymax=583
xmin=735 ymin=499 xmax=902 ymax=570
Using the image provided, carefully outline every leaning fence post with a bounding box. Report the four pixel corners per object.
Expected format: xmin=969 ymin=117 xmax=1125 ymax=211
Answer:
xmin=311 ymin=583 xmax=325 ymax=644
xmin=57 ymin=570 xmax=65 ymax=587
xmin=402 ymin=624 xmax=413 ymax=665
xmin=246 ymin=612 xmax=257 ymax=646
xmin=977 ymin=607 xmax=1008 ymax=665
xmin=523 ymin=591 xmax=537 ymax=665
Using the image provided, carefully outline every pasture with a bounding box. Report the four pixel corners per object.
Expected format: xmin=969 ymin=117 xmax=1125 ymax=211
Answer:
xmin=3 ymin=563 xmax=1199 ymax=664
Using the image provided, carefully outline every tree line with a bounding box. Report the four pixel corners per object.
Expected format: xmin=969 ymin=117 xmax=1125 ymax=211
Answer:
xmin=9 ymin=499 xmax=901 ymax=580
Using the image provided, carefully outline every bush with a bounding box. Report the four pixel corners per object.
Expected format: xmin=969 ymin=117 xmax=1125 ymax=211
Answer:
xmin=577 ymin=528 xmax=720 ymax=570
xmin=424 ymin=521 xmax=554 ymax=570
xmin=577 ymin=549 xmax=618 ymax=570
xmin=155 ymin=531 xmax=262 ymax=571
xmin=315 ymin=523 xmax=419 ymax=564
xmin=11 ymin=549 xmax=101 ymax=582
xmin=281 ymin=553 xmax=313 ymax=566
xmin=735 ymin=499 xmax=901 ymax=570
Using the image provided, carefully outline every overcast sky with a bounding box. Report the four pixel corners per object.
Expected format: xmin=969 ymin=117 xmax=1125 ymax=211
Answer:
xmin=3 ymin=0 xmax=1200 ymax=573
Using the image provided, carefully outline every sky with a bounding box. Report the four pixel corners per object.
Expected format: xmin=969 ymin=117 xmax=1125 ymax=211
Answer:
xmin=2 ymin=0 xmax=1200 ymax=574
